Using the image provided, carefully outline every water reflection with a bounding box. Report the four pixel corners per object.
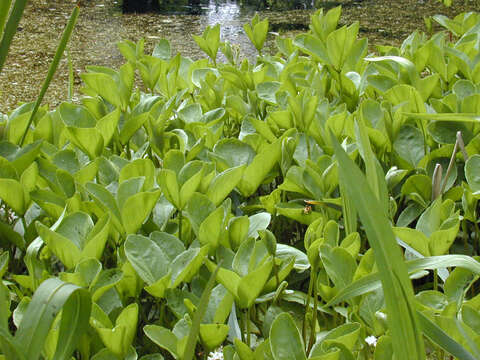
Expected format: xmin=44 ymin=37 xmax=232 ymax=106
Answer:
xmin=201 ymin=0 xmax=256 ymax=60
xmin=205 ymin=1 xmax=251 ymax=41
xmin=124 ymin=0 xmax=316 ymax=14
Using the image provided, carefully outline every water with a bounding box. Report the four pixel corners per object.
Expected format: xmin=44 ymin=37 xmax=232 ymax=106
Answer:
xmin=123 ymin=0 xmax=317 ymax=14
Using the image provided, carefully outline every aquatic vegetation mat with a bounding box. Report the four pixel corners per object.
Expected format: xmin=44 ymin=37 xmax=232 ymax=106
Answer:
xmin=2 ymin=2 xmax=480 ymax=359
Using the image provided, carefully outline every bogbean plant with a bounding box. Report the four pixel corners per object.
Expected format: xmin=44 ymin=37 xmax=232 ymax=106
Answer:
xmin=2 ymin=3 xmax=480 ymax=359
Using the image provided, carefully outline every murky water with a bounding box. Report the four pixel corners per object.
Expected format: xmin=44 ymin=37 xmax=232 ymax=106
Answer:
xmin=123 ymin=0 xmax=317 ymax=14
xmin=1 ymin=0 xmax=479 ymax=111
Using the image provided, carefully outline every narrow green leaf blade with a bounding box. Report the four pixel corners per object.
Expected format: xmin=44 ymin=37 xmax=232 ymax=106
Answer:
xmin=14 ymin=278 xmax=91 ymax=360
xmin=332 ymin=134 xmax=425 ymax=360
xmin=183 ymin=261 xmax=222 ymax=360
xmin=417 ymin=311 xmax=477 ymax=360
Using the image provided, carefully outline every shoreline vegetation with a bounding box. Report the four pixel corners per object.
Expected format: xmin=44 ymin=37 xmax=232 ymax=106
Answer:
xmin=2 ymin=1 xmax=480 ymax=359
xmin=1 ymin=0 xmax=479 ymax=112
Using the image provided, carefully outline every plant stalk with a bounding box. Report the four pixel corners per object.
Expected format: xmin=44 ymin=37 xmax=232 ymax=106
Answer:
xmin=19 ymin=5 xmax=79 ymax=146
xmin=302 ymin=270 xmax=314 ymax=346
xmin=307 ymin=269 xmax=318 ymax=355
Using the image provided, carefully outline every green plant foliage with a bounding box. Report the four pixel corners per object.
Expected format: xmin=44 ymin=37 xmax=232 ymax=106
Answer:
xmin=3 ymin=4 xmax=480 ymax=360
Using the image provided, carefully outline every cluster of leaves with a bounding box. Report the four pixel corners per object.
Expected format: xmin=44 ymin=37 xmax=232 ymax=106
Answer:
xmin=2 ymin=4 xmax=480 ymax=360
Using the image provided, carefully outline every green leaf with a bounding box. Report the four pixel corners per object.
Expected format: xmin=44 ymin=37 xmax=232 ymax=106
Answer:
xmin=248 ymin=213 xmax=271 ymax=239
xmin=326 ymin=23 xmax=358 ymax=71
xmin=403 ymin=112 xmax=480 ymax=123
xmin=178 ymin=104 xmax=202 ymax=124
xmin=0 ymin=0 xmax=27 ymax=73
xmin=153 ymin=38 xmax=171 ymax=60
xmin=0 ymin=178 xmax=25 ymax=215
xmin=320 ymin=245 xmax=356 ymax=288
xmin=465 ymin=154 xmax=480 ymax=194
xmin=119 ymin=112 xmax=149 ymax=144
xmin=121 ymin=190 xmax=161 ymax=234
xmin=170 ymin=246 xmax=209 ymax=288
xmin=233 ymin=238 xmax=256 ymax=277
xmin=205 ymin=259 xmax=241 ymax=301
xmin=193 ymin=24 xmax=220 ymax=63
xmin=332 ymin=133 xmax=425 ymax=360
xmin=179 ymin=166 xmax=204 ymax=209
xmin=36 ymin=212 xmax=110 ymax=269
xmin=65 ymin=126 xmax=104 ymax=160
xmin=207 ymin=165 xmax=246 ymax=206
xmin=125 ymin=234 xmax=170 ymax=285
xmin=293 ymin=34 xmax=330 ymax=64
xmin=144 ymin=325 xmax=178 ymax=358
xmin=326 ymin=255 xmax=480 ymax=307
xmin=18 ymin=6 xmax=79 ymax=146
xmin=199 ymin=324 xmax=229 ymax=351
xmin=183 ymin=261 xmax=222 ymax=360
xmin=366 ymin=56 xmax=419 ymax=87
xmin=96 ymin=108 xmax=120 ymax=147
xmin=393 ymin=227 xmax=430 ymax=256
xmin=393 ymin=125 xmax=425 ymax=168
xmin=227 ymin=216 xmax=249 ymax=250
xmin=0 ymin=140 xmax=42 ymax=175
xmin=158 ymin=169 xmax=180 ymax=209
xmin=237 ymin=259 xmax=273 ymax=309
xmin=311 ymin=323 xmax=361 ymax=355
xmin=94 ymin=303 xmax=139 ymax=358
xmin=269 ymin=313 xmax=306 ymax=360
xmin=14 ymin=278 xmax=91 ymax=360
xmin=417 ymin=311 xmax=477 ymax=360
xmin=198 ymin=204 xmax=227 ymax=250
xmin=244 ymin=15 xmax=269 ymax=52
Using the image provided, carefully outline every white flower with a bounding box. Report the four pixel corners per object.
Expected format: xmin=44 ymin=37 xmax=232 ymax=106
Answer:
xmin=365 ymin=335 xmax=378 ymax=347
xmin=207 ymin=347 xmax=224 ymax=360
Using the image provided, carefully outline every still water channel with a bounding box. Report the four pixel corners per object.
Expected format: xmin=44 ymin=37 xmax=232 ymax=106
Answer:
xmin=0 ymin=0 xmax=478 ymax=111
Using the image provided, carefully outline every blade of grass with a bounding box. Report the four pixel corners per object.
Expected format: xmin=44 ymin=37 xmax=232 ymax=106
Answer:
xmin=67 ymin=47 xmax=74 ymax=102
xmin=183 ymin=260 xmax=221 ymax=360
xmin=0 ymin=327 xmax=24 ymax=360
xmin=417 ymin=311 xmax=477 ymax=360
xmin=0 ymin=281 xmax=24 ymax=360
xmin=0 ymin=0 xmax=13 ymax=41
xmin=19 ymin=5 xmax=79 ymax=146
xmin=339 ymin=180 xmax=357 ymax=235
xmin=354 ymin=119 xmax=389 ymax=215
xmin=403 ymin=112 xmax=480 ymax=123
xmin=14 ymin=278 xmax=91 ymax=360
xmin=0 ymin=0 xmax=27 ymax=73
xmin=332 ymin=132 xmax=425 ymax=360
xmin=326 ymin=254 xmax=480 ymax=307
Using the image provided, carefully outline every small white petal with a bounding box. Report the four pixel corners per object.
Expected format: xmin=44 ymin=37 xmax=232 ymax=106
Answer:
xmin=365 ymin=335 xmax=378 ymax=346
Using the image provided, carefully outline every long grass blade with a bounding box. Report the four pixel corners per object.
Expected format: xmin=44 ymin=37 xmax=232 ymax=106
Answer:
xmin=14 ymin=278 xmax=91 ymax=360
xmin=183 ymin=260 xmax=222 ymax=360
xmin=51 ymin=289 xmax=91 ymax=360
xmin=404 ymin=112 xmax=480 ymax=123
xmin=0 ymin=0 xmax=13 ymax=41
xmin=0 ymin=281 xmax=24 ymax=360
xmin=417 ymin=311 xmax=477 ymax=360
xmin=0 ymin=0 xmax=27 ymax=73
xmin=339 ymin=180 xmax=357 ymax=235
xmin=332 ymin=132 xmax=425 ymax=360
xmin=19 ymin=5 xmax=79 ymax=146
xmin=326 ymin=254 xmax=480 ymax=307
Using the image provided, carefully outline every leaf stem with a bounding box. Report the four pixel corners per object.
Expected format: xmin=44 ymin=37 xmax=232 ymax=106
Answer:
xmin=302 ymin=271 xmax=314 ymax=346
xmin=307 ymin=269 xmax=318 ymax=355
xmin=178 ymin=210 xmax=183 ymax=243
